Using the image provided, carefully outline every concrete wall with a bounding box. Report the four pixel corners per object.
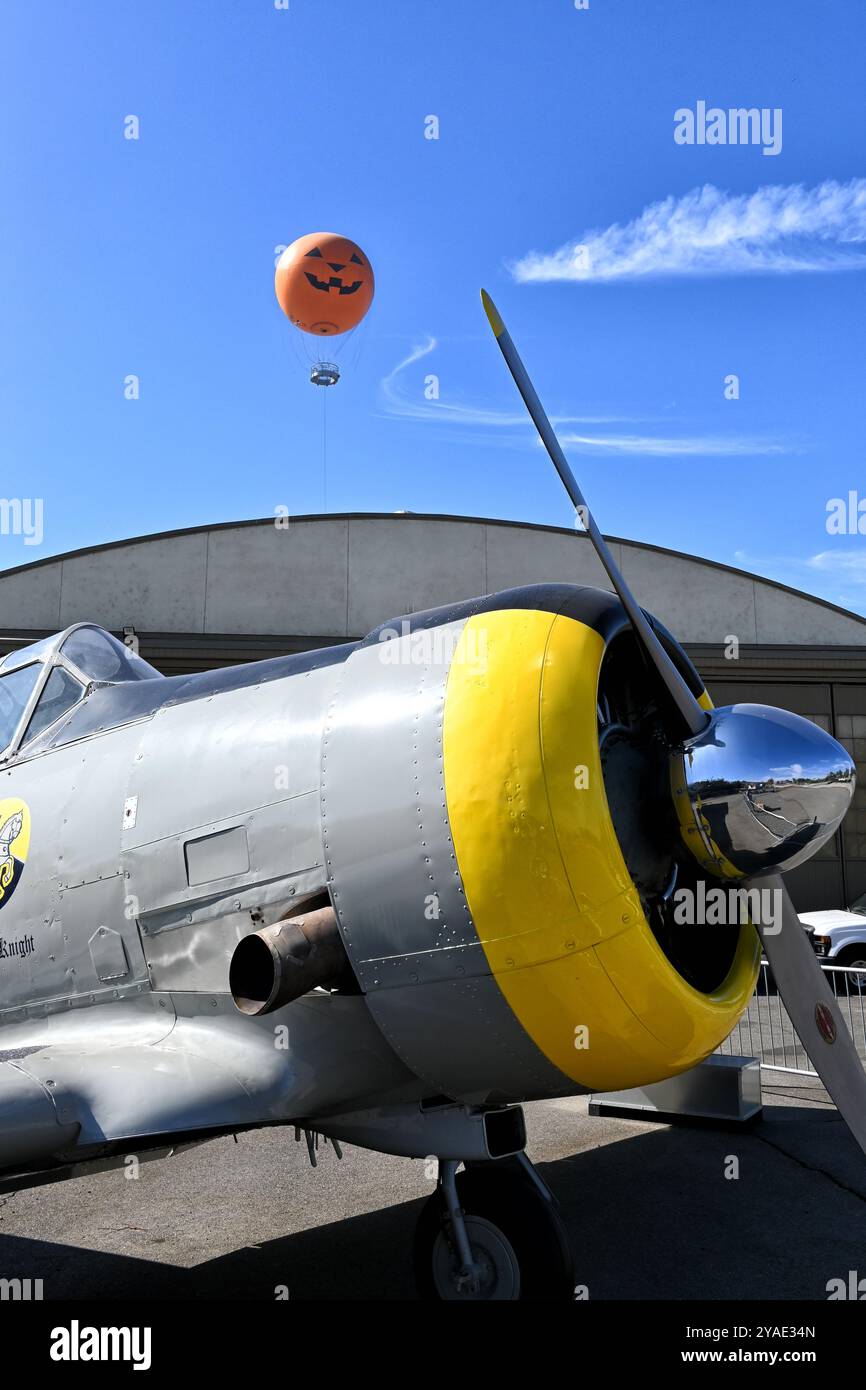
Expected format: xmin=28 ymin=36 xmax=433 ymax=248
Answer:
xmin=2 ymin=514 xmax=865 ymax=645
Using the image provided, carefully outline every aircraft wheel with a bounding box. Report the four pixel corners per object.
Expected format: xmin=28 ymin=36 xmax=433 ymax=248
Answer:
xmin=836 ymin=948 xmax=866 ymax=993
xmin=414 ymin=1163 xmax=574 ymax=1301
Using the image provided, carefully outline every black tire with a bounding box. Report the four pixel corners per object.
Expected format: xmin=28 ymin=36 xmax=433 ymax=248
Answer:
xmin=414 ymin=1162 xmax=575 ymax=1301
xmin=836 ymin=948 xmax=866 ymax=993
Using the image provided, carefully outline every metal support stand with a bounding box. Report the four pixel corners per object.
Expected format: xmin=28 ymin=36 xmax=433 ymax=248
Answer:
xmin=589 ymin=1055 xmax=762 ymax=1127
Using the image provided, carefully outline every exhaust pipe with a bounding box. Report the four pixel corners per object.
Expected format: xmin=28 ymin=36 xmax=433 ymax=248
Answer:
xmin=229 ymin=904 xmax=347 ymax=1016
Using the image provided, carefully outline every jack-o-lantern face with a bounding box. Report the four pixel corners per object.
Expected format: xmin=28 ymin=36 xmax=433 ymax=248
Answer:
xmin=275 ymin=232 xmax=375 ymax=336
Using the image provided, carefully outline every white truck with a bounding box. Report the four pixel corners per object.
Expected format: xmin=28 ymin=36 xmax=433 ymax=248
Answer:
xmin=800 ymin=894 xmax=866 ymax=992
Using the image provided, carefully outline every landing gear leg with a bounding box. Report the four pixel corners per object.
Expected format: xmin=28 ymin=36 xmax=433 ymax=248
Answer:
xmin=414 ymin=1154 xmax=575 ymax=1301
xmin=437 ymin=1160 xmax=489 ymax=1297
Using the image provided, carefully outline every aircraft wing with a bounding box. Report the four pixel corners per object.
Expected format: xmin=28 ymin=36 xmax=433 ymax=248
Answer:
xmin=0 ymin=993 xmax=413 ymax=1188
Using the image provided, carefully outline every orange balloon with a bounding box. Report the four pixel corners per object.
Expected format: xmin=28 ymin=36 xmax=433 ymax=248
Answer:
xmin=275 ymin=232 xmax=375 ymax=336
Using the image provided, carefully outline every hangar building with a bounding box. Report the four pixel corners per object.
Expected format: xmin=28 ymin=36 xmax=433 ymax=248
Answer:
xmin=2 ymin=512 xmax=865 ymax=912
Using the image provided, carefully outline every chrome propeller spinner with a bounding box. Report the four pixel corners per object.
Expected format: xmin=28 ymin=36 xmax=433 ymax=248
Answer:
xmin=675 ymin=702 xmax=855 ymax=879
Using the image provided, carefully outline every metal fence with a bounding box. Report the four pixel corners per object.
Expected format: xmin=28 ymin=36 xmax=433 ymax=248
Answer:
xmin=716 ymin=961 xmax=866 ymax=1077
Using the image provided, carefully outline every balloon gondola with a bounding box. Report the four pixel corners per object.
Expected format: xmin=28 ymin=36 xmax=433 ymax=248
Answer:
xmin=309 ymin=362 xmax=340 ymax=387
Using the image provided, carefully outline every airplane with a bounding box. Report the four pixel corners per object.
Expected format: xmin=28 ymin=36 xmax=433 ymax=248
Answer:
xmin=0 ymin=292 xmax=864 ymax=1301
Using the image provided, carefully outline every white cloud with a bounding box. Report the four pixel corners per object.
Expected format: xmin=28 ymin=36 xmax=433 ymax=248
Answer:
xmin=381 ymin=335 xmax=624 ymax=428
xmin=512 ymin=179 xmax=866 ymax=283
xmin=556 ymin=431 xmax=784 ymax=457
xmin=381 ymin=338 xmax=785 ymax=455
xmin=808 ymin=550 xmax=866 ymax=581
xmin=381 ymin=335 xmax=536 ymax=426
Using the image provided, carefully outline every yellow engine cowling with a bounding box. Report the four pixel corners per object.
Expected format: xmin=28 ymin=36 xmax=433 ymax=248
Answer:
xmin=442 ymin=605 xmax=760 ymax=1093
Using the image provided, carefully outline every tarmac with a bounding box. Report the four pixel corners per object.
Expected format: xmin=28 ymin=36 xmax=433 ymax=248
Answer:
xmin=0 ymin=1071 xmax=863 ymax=1301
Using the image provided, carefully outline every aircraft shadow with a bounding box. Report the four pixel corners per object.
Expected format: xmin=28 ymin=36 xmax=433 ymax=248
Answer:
xmin=0 ymin=1114 xmax=863 ymax=1300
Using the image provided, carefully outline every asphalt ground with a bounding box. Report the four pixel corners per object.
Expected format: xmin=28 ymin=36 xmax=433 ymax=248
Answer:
xmin=0 ymin=1071 xmax=863 ymax=1302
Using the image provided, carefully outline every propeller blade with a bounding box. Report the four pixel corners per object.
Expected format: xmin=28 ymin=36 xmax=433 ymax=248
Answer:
xmin=756 ymin=873 xmax=866 ymax=1156
xmin=480 ymin=289 xmax=707 ymax=739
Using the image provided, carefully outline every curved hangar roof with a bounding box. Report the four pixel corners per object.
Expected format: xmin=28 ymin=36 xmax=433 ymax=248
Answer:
xmin=0 ymin=513 xmax=864 ymax=663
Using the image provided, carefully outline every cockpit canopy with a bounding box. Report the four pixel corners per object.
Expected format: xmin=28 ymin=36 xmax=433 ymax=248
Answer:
xmin=0 ymin=625 xmax=160 ymax=761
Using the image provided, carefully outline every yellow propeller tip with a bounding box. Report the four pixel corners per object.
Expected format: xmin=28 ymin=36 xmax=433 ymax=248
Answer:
xmin=480 ymin=288 xmax=505 ymax=338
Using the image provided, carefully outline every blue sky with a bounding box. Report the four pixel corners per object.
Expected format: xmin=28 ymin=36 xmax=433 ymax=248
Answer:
xmin=3 ymin=0 xmax=866 ymax=612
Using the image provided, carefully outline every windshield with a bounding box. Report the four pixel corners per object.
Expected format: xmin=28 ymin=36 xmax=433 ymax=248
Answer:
xmin=61 ymin=627 xmax=160 ymax=682
xmin=1 ymin=637 xmax=57 ymax=672
xmin=0 ymin=664 xmax=41 ymax=752
xmin=849 ymin=893 xmax=866 ymax=916
xmin=21 ymin=667 xmax=84 ymax=747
